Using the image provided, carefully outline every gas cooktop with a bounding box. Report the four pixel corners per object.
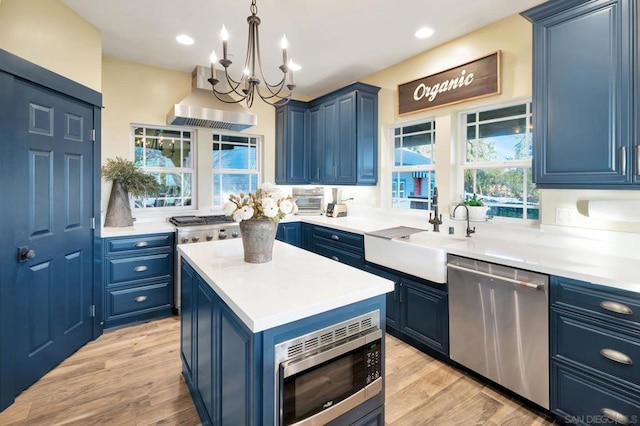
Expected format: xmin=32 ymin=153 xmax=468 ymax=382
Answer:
xmin=169 ymin=215 xmax=235 ymax=227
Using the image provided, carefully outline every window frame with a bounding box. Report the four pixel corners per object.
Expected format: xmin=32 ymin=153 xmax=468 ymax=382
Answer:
xmin=458 ymin=100 xmax=538 ymax=221
xmin=130 ymin=123 xmax=196 ymax=212
xmin=389 ymin=118 xmax=437 ymax=211
xmin=211 ymin=132 xmax=262 ymax=208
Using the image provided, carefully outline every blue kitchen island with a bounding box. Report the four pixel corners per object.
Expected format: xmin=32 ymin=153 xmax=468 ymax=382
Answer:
xmin=178 ymin=239 xmax=393 ymax=426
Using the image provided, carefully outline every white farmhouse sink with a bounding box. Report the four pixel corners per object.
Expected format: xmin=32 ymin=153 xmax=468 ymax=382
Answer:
xmin=364 ymin=229 xmax=464 ymax=284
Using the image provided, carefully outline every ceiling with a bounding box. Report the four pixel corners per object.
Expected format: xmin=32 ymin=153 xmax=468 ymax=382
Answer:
xmin=62 ymin=0 xmax=547 ymax=99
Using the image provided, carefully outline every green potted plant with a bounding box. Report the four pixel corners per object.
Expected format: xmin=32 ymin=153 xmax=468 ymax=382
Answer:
xmin=102 ymin=157 xmax=161 ymax=227
xmin=464 ymin=193 xmax=488 ymax=222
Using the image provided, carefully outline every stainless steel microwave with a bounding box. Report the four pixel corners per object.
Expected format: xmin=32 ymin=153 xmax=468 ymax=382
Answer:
xmin=275 ymin=311 xmax=382 ymax=425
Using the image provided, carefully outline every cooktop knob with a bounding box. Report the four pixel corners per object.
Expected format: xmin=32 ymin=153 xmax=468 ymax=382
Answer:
xmin=218 ymin=230 xmax=227 ymax=239
xmin=181 ymin=237 xmax=189 ymax=244
xmin=231 ymin=231 xmax=239 ymax=238
xmin=206 ymin=234 xmax=214 ymax=241
xmin=191 ymin=236 xmax=200 ymax=242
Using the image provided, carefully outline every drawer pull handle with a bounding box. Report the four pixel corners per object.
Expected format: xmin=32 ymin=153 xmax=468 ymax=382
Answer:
xmin=133 ymin=265 xmax=148 ymax=272
xmin=134 ymin=296 xmax=148 ymax=303
xmin=134 ymin=241 xmax=148 ymax=248
xmin=600 ymin=348 xmax=633 ymax=365
xmin=331 ymin=235 xmax=339 ymax=241
xmin=600 ymin=300 xmax=633 ymax=315
xmin=331 ymin=256 xmax=339 ymax=262
xmin=601 ymin=408 xmax=631 ymax=425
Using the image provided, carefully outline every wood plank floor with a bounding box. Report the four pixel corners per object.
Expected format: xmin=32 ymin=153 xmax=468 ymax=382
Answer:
xmin=0 ymin=316 xmax=554 ymax=425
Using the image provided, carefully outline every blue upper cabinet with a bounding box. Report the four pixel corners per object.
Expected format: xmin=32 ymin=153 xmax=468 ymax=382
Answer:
xmin=275 ymin=100 xmax=309 ymax=185
xmin=275 ymin=82 xmax=380 ymax=186
xmin=522 ymin=0 xmax=638 ymax=188
xmin=313 ymin=83 xmax=380 ymax=186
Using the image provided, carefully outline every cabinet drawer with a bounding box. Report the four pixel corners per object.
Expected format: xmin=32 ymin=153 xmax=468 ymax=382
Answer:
xmin=315 ymin=242 xmax=364 ymax=269
xmin=107 ymin=253 xmax=172 ymax=285
xmin=107 ymin=281 xmax=172 ymax=317
xmin=313 ymin=226 xmax=363 ymax=251
xmin=106 ymin=234 xmax=173 ymax=254
xmin=552 ymin=277 xmax=640 ymax=328
xmin=552 ymin=363 xmax=640 ymax=425
xmin=554 ymin=311 xmax=640 ymax=386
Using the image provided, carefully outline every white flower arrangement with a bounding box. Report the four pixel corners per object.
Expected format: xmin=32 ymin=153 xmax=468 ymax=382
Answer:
xmin=223 ymin=182 xmax=297 ymax=223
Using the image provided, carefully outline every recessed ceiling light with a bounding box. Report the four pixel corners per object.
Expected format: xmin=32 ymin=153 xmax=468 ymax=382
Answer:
xmin=176 ymin=34 xmax=195 ymax=45
xmin=415 ymin=27 xmax=434 ymax=39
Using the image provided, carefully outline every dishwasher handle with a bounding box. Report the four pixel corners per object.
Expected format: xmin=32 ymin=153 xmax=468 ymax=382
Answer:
xmin=447 ymin=263 xmax=544 ymax=290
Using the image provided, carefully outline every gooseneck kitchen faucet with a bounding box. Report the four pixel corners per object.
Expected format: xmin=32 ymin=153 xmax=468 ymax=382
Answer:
xmin=452 ymin=203 xmax=476 ymax=237
xmin=429 ymin=187 xmax=443 ymax=232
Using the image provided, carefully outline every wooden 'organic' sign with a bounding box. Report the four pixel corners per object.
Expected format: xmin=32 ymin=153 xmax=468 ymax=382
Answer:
xmin=398 ymin=51 xmax=501 ymax=114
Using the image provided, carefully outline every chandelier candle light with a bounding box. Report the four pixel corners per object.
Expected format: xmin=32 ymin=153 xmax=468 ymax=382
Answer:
xmin=209 ymin=0 xmax=297 ymax=107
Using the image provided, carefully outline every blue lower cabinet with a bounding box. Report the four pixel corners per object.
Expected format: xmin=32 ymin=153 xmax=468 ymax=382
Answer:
xmin=365 ymin=264 xmax=401 ymax=332
xmin=276 ymin=222 xmax=302 ymax=247
xmin=310 ymin=225 xmax=365 ymax=269
xmin=102 ymin=232 xmax=174 ymax=329
xmin=180 ymin=258 xmax=386 ymax=425
xmin=366 ymin=262 xmax=448 ymax=357
xmin=400 ymin=278 xmax=448 ymax=355
xmin=550 ymin=275 xmax=640 ymax=423
xmin=552 ymin=362 xmax=640 ymax=425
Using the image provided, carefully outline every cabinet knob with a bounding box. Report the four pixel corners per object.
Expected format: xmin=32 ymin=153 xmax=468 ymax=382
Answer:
xmin=600 ymin=300 xmax=633 ymax=315
xmin=331 ymin=235 xmax=339 ymax=241
xmin=331 ymin=256 xmax=339 ymax=262
xmin=134 ymin=295 xmax=148 ymax=303
xmin=134 ymin=241 xmax=148 ymax=248
xmin=133 ymin=265 xmax=148 ymax=272
xmin=600 ymin=408 xmax=631 ymax=425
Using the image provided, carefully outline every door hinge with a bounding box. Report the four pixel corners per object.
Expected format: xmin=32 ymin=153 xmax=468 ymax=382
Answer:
xmin=91 ymin=217 xmax=96 ymax=229
xmin=91 ymin=129 xmax=96 ymax=142
xmin=90 ymin=305 xmax=96 ymax=317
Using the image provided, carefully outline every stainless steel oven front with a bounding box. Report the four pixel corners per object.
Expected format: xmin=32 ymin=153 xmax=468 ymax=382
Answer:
xmin=275 ymin=311 xmax=382 ymax=426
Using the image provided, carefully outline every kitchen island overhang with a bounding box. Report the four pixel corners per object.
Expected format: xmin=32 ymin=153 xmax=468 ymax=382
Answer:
xmin=178 ymin=239 xmax=393 ymax=425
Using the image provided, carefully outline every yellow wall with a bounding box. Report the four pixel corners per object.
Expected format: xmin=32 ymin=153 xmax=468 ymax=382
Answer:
xmin=101 ymin=57 xmax=276 ymax=216
xmin=0 ymin=0 xmax=101 ymax=91
xmin=358 ymin=14 xmax=640 ymax=233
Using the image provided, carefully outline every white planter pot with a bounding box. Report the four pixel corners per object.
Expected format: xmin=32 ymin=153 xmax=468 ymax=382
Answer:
xmin=468 ymin=205 xmax=488 ymax=222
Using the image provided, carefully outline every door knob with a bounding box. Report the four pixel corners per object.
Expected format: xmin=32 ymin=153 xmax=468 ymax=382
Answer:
xmin=17 ymin=246 xmax=36 ymax=263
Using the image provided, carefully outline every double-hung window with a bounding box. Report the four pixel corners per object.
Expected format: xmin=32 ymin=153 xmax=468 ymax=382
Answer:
xmin=461 ymin=102 xmax=538 ymax=219
xmin=212 ymin=133 xmax=261 ymax=206
xmin=391 ymin=121 xmax=436 ymax=210
xmin=133 ymin=125 xmax=194 ymax=209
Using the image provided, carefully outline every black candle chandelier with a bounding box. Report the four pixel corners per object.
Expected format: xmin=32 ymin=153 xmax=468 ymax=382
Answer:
xmin=208 ymin=0 xmax=296 ymax=107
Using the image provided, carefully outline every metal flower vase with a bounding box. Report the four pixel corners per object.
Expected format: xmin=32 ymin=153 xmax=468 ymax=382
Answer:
xmin=239 ymin=219 xmax=278 ymax=263
xmin=104 ymin=180 xmax=134 ymax=227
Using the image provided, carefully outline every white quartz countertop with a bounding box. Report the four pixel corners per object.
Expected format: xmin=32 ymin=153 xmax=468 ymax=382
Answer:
xmin=290 ymin=211 xmax=640 ymax=293
xmin=101 ymin=221 xmax=175 ymax=238
xmin=178 ymin=239 xmax=394 ymax=332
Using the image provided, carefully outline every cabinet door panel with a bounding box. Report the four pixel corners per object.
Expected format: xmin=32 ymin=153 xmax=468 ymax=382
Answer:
xmin=196 ymin=278 xmax=217 ymax=421
xmin=322 ymin=100 xmax=338 ymax=184
xmin=532 ymin=0 xmax=632 ymax=186
xmin=552 ymin=362 xmax=640 ymax=423
xmin=365 ymin=264 xmax=400 ymax=331
xmin=335 ymin=92 xmax=357 ymax=184
xmin=400 ymin=279 xmax=448 ymax=354
xmin=180 ymin=262 xmax=195 ymax=375
xmin=308 ymin=105 xmax=323 ymax=184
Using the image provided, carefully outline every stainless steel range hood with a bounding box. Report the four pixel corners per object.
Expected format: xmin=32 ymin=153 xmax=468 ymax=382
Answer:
xmin=166 ymin=66 xmax=257 ymax=131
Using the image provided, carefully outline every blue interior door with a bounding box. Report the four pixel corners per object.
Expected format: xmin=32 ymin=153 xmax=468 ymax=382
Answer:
xmin=11 ymin=79 xmax=95 ymax=393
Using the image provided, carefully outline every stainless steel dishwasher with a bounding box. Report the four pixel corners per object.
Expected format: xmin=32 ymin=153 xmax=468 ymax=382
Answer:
xmin=447 ymin=254 xmax=549 ymax=409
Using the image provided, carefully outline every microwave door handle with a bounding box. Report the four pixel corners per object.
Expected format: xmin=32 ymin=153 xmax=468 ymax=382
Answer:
xmin=447 ymin=263 xmax=544 ymax=290
xmin=281 ymin=329 xmax=382 ymax=379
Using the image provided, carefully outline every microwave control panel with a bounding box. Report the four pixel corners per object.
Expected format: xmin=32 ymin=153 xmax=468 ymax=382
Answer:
xmin=365 ymin=340 xmax=382 ymax=384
